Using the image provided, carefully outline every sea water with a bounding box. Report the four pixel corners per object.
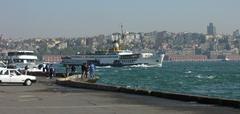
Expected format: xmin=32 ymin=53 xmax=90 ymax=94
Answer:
xmin=96 ymin=61 xmax=240 ymax=100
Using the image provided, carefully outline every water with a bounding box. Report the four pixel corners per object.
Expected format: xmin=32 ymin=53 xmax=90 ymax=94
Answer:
xmin=96 ymin=61 xmax=240 ymax=100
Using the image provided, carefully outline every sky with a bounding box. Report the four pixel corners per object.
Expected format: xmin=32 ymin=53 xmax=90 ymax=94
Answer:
xmin=0 ymin=0 xmax=240 ymax=39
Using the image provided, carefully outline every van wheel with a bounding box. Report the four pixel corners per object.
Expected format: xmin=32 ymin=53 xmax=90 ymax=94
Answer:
xmin=24 ymin=79 xmax=32 ymax=86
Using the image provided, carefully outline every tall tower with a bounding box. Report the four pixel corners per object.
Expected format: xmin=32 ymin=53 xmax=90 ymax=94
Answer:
xmin=207 ymin=23 xmax=216 ymax=36
xmin=233 ymin=29 xmax=240 ymax=38
xmin=0 ymin=34 xmax=2 ymax=40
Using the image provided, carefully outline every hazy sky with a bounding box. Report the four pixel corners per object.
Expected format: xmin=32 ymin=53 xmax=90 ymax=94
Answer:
xmin=0 ymin=0 xmax=240 ymax=38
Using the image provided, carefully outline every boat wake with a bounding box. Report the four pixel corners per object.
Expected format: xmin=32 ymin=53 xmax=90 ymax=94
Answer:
xmin=96 ymin=64 xmax=162 ymax=69
xmin=195 ymin=74 xmax=216 ymax=79
xmin=96 ymin=66 xmax=112 ymax=69
xmin=185 ymin=70 xmax=192 ymax=74
xmin=129 ymin=64 xmax=160 ymax=68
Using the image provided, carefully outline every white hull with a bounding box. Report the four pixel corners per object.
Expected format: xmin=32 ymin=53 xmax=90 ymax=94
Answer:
xmin=62 ymin=53 xmax=165 ymax=67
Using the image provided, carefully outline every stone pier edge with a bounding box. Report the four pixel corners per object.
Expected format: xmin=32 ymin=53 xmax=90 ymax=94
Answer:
xmin=56 ymin=79 xmax=240 ymax=108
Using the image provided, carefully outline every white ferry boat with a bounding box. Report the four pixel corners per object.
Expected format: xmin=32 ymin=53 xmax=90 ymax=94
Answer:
xmin=6 ymin=51 xmax=40 ymax=71
xmin=62 ymin=42 xmax=165 ymax=67
xmin=62 ymin=52 xmax=164 ymax=67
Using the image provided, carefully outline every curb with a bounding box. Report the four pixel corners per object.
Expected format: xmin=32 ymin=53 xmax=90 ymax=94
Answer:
xmin=56 ymin=79 xmax=240 ymax=108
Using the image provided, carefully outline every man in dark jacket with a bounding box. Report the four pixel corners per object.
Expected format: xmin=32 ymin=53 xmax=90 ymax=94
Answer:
xmin=49 ymin=64 xmax=55 ymax=79
xmin=81 ymin=63 xmax=88 ymax=78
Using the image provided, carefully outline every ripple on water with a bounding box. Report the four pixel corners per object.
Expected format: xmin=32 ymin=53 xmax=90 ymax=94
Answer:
xmin=97 ymin=61 xmax=240 ymax=100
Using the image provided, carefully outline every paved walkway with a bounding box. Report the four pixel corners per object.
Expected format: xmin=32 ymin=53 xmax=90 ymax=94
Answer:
xmin=0 ymin=76 xmax=239 ymax=114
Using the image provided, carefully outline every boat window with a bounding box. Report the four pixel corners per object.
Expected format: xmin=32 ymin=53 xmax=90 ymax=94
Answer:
xmin=27 ymin=59 xmax=35 ymax=62
xmin=14 ymin=59 xmax=24 ymax=63
xmin=8 ymin=51 xmax=34 ymax=56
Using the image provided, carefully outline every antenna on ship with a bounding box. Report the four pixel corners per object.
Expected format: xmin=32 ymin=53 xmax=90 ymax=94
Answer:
xmin=118 ymin=24 xmax=125 ymax=50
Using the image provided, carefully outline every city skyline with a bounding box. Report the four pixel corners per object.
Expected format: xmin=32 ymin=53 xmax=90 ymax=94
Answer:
xmin=0 ymin=0 xmax=240 ymax=39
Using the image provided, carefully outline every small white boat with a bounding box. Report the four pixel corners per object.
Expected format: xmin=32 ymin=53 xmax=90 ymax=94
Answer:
xmin=222 ymin=57 xmax=230 ymax=62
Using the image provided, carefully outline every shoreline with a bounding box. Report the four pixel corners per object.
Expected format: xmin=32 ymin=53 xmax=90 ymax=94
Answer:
xmin=56 ymin=78 xmax=240 ymax=108
xmin=164 ymin=59 xmax=238 ymax=62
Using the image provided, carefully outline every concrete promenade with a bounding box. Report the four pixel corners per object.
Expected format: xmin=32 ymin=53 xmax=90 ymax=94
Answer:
xmin=0 ymin=76 xmax=239 ymax=114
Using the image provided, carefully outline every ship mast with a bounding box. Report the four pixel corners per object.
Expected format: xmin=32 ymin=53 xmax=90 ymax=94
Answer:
xmin=119 ymin=24 xmax=125 ymax=50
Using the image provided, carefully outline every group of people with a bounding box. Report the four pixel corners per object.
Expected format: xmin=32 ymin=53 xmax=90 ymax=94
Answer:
xmin=81 ymin=63 xmax=96 ymax=79
xmin=41 ymin=63 xmax=55 ymax=79
xmin=64 ymin=63 xmax=96 ymax=79
xmin=38 ymin=62 xmax=96 ymax=79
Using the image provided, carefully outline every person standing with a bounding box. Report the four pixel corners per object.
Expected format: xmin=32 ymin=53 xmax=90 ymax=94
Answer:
xmin=49 ymin=64 xmax=55 ymax=79
xmin=89 ymin=63 xmax=96 ymax=79
xmin=24 ymin=65 xmax=29 ymax=75
xmin=42 ymin=63 xmax=46 ymax=72
xmin=81 ymin=64 xmax=85 ymax=78
xmin=81 ymin=63 xmax=88 ymax=78
xmin=45 ymin=64 xmax=49 ymax=73
xmin=65 ymin=65 xmax=69 ymax=77
xmin=84 ymin=63 xmax=89 ymax=78
xmin=71 ymin=65 xmax=76 ymax=73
